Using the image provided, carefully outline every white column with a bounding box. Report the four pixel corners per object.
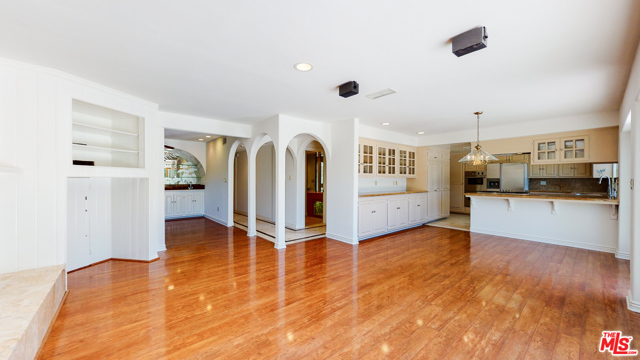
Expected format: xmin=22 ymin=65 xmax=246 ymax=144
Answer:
xmin=628 ymin=102 xmax=640 ymax=313
xmin=618 ymin=130 xmax=631 ymax=259
xmin=274 ymin=144 xmax=287 ymax=249
xmin=247 ymin=150 xmax=257 ymax=237
xmin=296 ymin=147 xmax=306 ymax=229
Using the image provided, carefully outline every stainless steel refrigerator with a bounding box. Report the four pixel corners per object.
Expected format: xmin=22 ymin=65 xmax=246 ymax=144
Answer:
xmin=500 ymin=163 xmax=529 ymax=192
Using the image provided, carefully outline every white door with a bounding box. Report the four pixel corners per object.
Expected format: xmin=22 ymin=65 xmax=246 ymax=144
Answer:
xmin=371 ymin=200 xmax=388 ymax=234
xmin=428 ymin=191 xmax=441 ymax=221
xmin=441 ymin=190 xmax=451 ymax=217
xmin=193 ymin=192 xmax=205 ymax=214
xmin=165 ymin=194 xmax=175 ymax=216
xmin=67 ymin=178 xmax=91 ymax=271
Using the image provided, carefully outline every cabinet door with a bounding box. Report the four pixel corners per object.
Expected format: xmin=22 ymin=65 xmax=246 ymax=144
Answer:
xmin=408 ymin=197 xmax=419 ymax=224
xmin=376 ymin=146 xmax=388 ymax=176
xmin=174 ymin=194 xmax=186 ymax=215
xmin=441 ymin=190 xmax=450 ymax=217
xmin=165 ymin=194 xmax=175 ymax=216
xmin=427 ymin=162 xmax=441 ymax=191
xmin=545 ymin=164 xmax=557 ymax=177
xmin=533 ymin=139 xmax=559 ymax=163
xmin=372 ymin=200 xmax=388 ymax=234
xmin=193 ymin=193 xmax=205 ymax=214
xmin=358 ymin=201 xmax=375 ymax=237
xmin=184 ymin=193 xmax=194 ymax=214
xmin=387 ymin=199 xmax=398 ymax=229
xmin=396 ymin=198 xmax=408 ymax=228
xmin=495 ymin=155 xmax=508 ymax=163
xmin=417 ymin=196 xmax=428 ymax=222
xmin=510 ymin=154 xmax=528 ymax=163
xmin=387 ymin=148 xmax=397 ymax=176
xmin=428 ymin=190 xmax=441 ymax=221
xmin=360 ymin=143 xmax=375 ymax=175
xmin=398 ymin=150 xmax=408 ymax=175
xmin=441 ymin=163 xmax=451 ymax=190
xmin=407 ymin=151 xmax=416 ymax=177
xmin=558 ymin=164 xmax=574 ymax=177
xmin=441 ymin=150 xmax=451 ymax=161
xmin=464 ymin=163 xmax=476 ymax=171
xmin=560 ymin=136 xmax=589 ymax=162
xmin=573 ymin=163 xmax=591 ymax=178
xmin=427 ymin=149 xmax=441 ymax=160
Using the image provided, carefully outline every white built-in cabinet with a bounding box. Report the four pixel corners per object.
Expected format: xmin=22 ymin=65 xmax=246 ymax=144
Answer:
xmin=358 ymin=193 xmax=428 ymax=239
xmin=165 ymin=190 xmax=205 ymax=219
xmin=359 ymin=138 xmax=416 ymax=178
xmin=532 ymin=136 xmax=590 ymax=164
xmin=425 ymin=147 xmax=451 ymax=221
xmin=72 ymin=100 xmax=145 ymax=168
xmin=528 ymin=163 xmax=592 ymax=178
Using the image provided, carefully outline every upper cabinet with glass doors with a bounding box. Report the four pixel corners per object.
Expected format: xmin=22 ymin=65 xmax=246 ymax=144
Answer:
xmin=560 ymin=136 xmax=589 ymax=162
xmin=532 ymin=136 xmax=590 ymax=164
xmin=358 ymin=139 xmax=416 ymax=178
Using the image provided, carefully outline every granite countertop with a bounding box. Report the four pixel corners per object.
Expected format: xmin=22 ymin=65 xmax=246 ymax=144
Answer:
xmin=165 ymin=184 xmax=205 ymax=190
xmin=359 ymin=190 xmax=428 ymax=198
xmin=464 ymin=191 xmax=619 ymax=204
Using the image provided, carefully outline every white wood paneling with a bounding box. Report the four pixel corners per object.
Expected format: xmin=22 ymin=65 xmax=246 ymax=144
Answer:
xmin=67 ymin=178 xmax=90 ymax=271
xmin=0 ymin=174 xmax=18 ymax=273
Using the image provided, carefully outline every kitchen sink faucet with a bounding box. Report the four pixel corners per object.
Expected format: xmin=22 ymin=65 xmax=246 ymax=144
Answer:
xmin=599 ymin=175 xmax=614 ymax=199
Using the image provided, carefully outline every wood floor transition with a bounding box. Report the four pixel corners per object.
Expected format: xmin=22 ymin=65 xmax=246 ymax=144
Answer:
xmin=38 ymin=217 xmax=640 ymax=359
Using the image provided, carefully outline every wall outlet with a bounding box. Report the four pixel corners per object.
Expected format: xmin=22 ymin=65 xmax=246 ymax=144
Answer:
xmin=224 ymin=178 xmax=227 ymax=183
xmin=375 ymin=181 xmax=377 ymax=186
xmin=540 ymin=181 xmax=546 ymax=185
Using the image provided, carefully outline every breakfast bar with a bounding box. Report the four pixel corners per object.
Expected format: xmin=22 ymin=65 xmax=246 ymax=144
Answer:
xmin=465 ymin=192 xmax=620 ymax=255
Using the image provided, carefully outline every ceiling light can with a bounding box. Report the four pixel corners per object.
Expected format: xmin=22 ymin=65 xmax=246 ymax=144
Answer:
xmin=294 ymin=63 xmax=313 ymax=72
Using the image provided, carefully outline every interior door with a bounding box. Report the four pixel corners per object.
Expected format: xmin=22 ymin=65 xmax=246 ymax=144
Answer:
xmin=67 ymin=178 xmax=91 ymax=271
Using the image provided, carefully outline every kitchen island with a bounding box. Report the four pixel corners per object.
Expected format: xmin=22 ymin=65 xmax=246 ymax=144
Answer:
xmin=465 ymin=192 xmax=620 ymax=256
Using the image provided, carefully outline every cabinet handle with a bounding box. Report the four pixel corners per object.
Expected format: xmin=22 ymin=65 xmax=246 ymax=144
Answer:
xmin=397 ymin=207 xmax=400 ymax=210
xmin=417 ymin=205 xmax=420 ymax=207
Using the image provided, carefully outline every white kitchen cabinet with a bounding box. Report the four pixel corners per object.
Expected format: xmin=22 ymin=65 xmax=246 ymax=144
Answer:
xmin=560 ymin=136 xmax=589 ymax=162
xmin=441 ymin=190 xmax=451 ymax=218
xmin=428 ymin=190 xmax=441 ymax=221
xmin=358 ymin=193 xmax=427 ymax=239
xmin=441 ymin=163 xmax=451 ymax=190
xmin=359 ymin=138 xmax=416 ymax=178
xmin=387 ymin=197 xmax=409 ymax=230
xmin=408 ymin=195 xmax=428 ymax=225
xmin=450 ymin=184 xmax=465 ymax=213
xmin=358 ymin=198 xmax=388 ymax=238
xmin=165 ymin=190 xmax=205 ymax=219
xmin=376 ymin=145 xmax=388 ymax=176
xmin=558 ymin=163 xmax=592 ymax=178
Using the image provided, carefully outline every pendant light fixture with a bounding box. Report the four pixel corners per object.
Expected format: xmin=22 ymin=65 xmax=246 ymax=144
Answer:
xmin=458 ymin=111 xmax=498 ymax=165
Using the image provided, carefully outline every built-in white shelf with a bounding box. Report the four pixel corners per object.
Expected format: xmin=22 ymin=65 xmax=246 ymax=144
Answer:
xmin=72 ymin=122 xmax=139 ymax=137
xmin=72 ymin=100 xmax=144 ymax=168
xmin=0 ymin=166 xmax=23 ymax=174
xmin=73 ymin=144 xmax=139 ymax=154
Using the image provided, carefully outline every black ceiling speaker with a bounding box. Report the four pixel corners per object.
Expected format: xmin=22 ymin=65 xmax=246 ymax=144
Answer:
xmin=452 ymin=27 xmax=488 ymax=57
xmin=339 ymin=81 xmax=359 ymax=98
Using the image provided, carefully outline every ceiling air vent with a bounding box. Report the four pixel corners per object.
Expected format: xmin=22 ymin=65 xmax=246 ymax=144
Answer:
xmin=366 ymin=88 xmax=397 ymax=100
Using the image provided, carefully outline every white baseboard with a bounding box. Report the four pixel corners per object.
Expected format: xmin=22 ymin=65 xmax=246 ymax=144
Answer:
xmin=157 ymin=244 xmax=167 ymax=252
xmin=204 ymin=214 xmax=231 ymax=227
xmin=470 ymin=227 xmax=617 ymax=254
xmin=327 ymin=232 xmax=358 ymax=245
xmin=358 ymin=224 xmax=423 ymax=241
xmin=165 ymin=214 xmax=204 ymax=220
xmin=274 ymin=242 xmax=286 ymax=249
xmin=616 ymin=251 xmax=631 ymax=260
xmin=628 ymin=291 xmax=640 ymax=313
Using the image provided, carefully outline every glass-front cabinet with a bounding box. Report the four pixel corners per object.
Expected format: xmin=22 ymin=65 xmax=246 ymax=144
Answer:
xmin=360 ymin=143 xmax=375 ymax=175
xmin=533 ymin=139 xmax=558 ymax=163
xmin=560 ymin=136 xmax=589 ymax=162
xmin=358 ymin=139 xmax=416 ymax=178
xmin=398 ymin=149 xmax=408 ymax=175
xmin=387 ymin=148 xmax=397 ymax=175
xmin=377 ymin=146 xmax=388 ymax=175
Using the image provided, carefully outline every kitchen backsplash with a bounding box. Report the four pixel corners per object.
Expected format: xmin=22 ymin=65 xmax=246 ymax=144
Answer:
xmin=528 ymin=178 xmax=608 ymax=193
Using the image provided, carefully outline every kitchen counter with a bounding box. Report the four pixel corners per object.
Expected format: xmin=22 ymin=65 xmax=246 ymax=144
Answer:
xmin=465 ymin=191 xmax=619 ymax=204
xmin=465 ymin=191 xmax=619 ymax=254
xmin=359 ymin=190 xmax=428 ymax=198
xmin=165 ymin=184 xmax=205 ymax=190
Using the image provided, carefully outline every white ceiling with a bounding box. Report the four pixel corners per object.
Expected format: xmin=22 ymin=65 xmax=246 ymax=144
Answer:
xmin=164 ymin=129 xmax=219 ymax=142
xmin=2 ymin=1 xmax=639 ymax=135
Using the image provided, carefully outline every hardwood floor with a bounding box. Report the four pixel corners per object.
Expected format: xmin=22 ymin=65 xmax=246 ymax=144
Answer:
xmin=39 ymin=217 xmax=639 ymax=359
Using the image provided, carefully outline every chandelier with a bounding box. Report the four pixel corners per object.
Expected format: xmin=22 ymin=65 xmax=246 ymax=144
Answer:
xmin=458 ymin=111 xmax=498 ymax=166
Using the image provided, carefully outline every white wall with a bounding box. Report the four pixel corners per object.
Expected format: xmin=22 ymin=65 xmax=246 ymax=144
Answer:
xmin=256 ymin=144 xmax=275 ymax=221
xmin=420 ymin=111 xmax=619 ymax=146
xmin=111 ymin=178 xmax=150 ymax=260
xmin=358 ymin=177 xmax=407 ymax=193
xmin=204 ymin=137 xmax=238 ymax=226
xmin=359 ymin=124 xmax=419 ymax=147
xmin=234 ymin=150 xmax=248 ymax=214
xmin=285 ymin=148 xmax=296 ymax=228
xmin=164 ymin=138 xmax=208 ymax=173
xmin=0 ymin=58 xmax=160 ymax=274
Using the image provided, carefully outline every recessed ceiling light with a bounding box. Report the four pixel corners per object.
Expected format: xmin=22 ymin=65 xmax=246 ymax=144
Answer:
xmin=206 ymin=135 xmax=211 ymax=138
xmin=198 ymin=139 xmax=203 ymax=141
xmin=417 ymin=131 xmax=425 ymax=135
xmin=381 ymin=122 xmax=390 ymax=126
xmin=294 ymin=62 xmax=313 ymax=72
